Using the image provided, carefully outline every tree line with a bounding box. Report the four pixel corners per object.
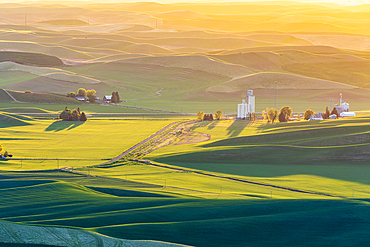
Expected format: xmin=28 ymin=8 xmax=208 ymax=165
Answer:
xmin=197 ymin=110 xmax=223 ymax=121
xmin=59 ymin=107 xmax=87 ymax=121
xmin=262 ymin=106 xmax=341 ymax=123
xmin=67 ymin=88 xmax=97 ymax=103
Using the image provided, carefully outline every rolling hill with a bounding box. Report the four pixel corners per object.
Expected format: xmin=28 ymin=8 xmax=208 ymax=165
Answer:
xmin=2 ymin=89 xmax=81 ymax=104
xmin=117 ymin=55 xmax=253 ymax=78
xmin=37 ymin=19 xmax=90 ymax=26
xmin=0 ymin=51 xmax=63 ymax=66
xmin=206 ymin=72 xmax=355 ymax=93
xmin=0 ymin=62 xmax=100 ymax=84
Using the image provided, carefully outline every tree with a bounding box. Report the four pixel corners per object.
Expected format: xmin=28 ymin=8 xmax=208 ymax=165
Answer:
xmin=197 ymin=111 xmax=204 ymax=121
xmin=326 ymin=107 xmax=330 ymax=119
xmin=115 ymin=92 xmax=120 ymax=103
xmin=68 ymin=92 xmax=76 ymax=97
xmin=59 ymin=107 xmax=85 ymax=121
xmin=86 ymin=89 xmax=96 ymax=103
xmin=304 ymin=109 xmax=316 ymax=120
xmin=215 ymin=110 xmax=223 ymax=120
xmin=278 ymin=111 xmax=287 ymax=122
xmin=262 ymin=108 xmax=269 ymax=120
xmin=203 ymin=114 xmax=214 ymax=121
xmin=267 ymin=108 xmax=278 ymax=123
xmin=111 ymin=92 xmax=117 ymax=103
xmin=70 ymin=109 xmax=80 ymax=121
xmin=331 ymin=107 xmax=339 ymax=118
xmin=59 ymin=107 xmax=72 ymax=121
xmin=80 ymin=112 xmax=87 ymax=121
xmin=279 ymin=106 xmax=293 ymax=121
xmin=77 ymin=88 xmax=86 ymax=97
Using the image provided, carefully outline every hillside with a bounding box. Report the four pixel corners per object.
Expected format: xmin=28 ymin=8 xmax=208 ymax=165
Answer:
xmin=4 ymin=90 xmax=80 ymax=104
xmin=0 ymin=62 xmax=100 ymax=84
xmin=206 ymin=72 xmax=355 ymax=93
xmin=0 ymin=89 xmax=13 ymax=102
xmin=0 ymin=51 xmax=63 ymax=67
xmin=37 ymin=19 xmax=90 ymax=26
xmin=117 ymin=55 xmax=253 ymax=78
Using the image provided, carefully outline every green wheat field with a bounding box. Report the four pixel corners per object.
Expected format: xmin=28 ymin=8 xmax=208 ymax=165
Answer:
xmin=1 ymin=1 xmax=370 ymax=246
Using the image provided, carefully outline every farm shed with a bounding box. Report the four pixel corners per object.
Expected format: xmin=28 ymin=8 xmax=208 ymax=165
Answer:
xmin=103 ymin=95 xmax=112 ymax=103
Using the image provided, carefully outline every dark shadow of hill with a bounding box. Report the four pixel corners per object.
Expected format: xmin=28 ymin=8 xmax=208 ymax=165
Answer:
xmin=87 ymin=186 xmax=172 ymax=198
xmin=203 ymin=124 xmax=369 ymax=148
xmin=45 ymin=121 xmax=84 ymax=132
xmin=154 ymin=144 xmax=370 ymax=183
xmin=0 ymin=113 xmax=32 ymax=128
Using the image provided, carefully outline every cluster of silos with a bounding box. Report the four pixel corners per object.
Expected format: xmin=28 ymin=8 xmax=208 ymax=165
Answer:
xmin=237 ymin=90 xmax=255 ymax=120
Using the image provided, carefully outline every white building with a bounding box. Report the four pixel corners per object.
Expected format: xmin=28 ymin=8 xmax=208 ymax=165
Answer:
xmin=237 ymin=90 xmax=255 ymax=119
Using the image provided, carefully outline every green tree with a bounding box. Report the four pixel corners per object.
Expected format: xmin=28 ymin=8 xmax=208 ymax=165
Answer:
xmin=279 ymin=106 xmax=293 ymax=121
xmin=304 ymin=109 xmax=316 ymax=120
xmin=59 ymin=107 xmax=72 ymax=121
xmin=80 ymin=112 xmax=87 ymax=121
xmin=111 ymin=92 xmax=117 ymax=103
xmin=262 ymin=108 xmax=269 ymax=120
xmin=70 ymin=109 xmax=80 ymax=121
xmin=197 ymin=111 xmax=204 ymax=121
xmin=77 ymin=88 xmax=86 ymax=97
xmin=115 ymin=92 xmax=120 ymax=103
xmin=68 ymin=92 xmax=76 ymax=97
xmin=278 ymin=111 xmax=287 ymax=122
xmin=267 ymin=108 xmax=278 ymax=123
xmin=215 ymin=110 xmax=223 ymax=120
xmin=86 ymin=89 xmax=96 ymax=103
xmin=331 ymin=107 xmax=339 ymax=118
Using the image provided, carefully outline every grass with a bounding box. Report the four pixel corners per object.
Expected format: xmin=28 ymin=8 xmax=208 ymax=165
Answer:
xmin=0 ymin=89 xmax=13 ymax=102
xmin=0 ymin=171 xmax=369 ymax=247
xmin=146 ymin=115 xmax=370 ymax=187
xmin=0 ymin=117 xmax=176 ymax=170
xmin=0 ymin=102 xmax=162 ymax=114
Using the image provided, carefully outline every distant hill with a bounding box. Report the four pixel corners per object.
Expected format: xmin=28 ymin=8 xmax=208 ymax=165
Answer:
xmin=119 ymin=24 xmax=154 ymax=32
xmin=3 ymin=89 xmax=81 ymax=104
xmin=0 ymin=51 xmax=63 ymax=67
xmin=0 ymin=62 xmax=100 ymax=84
xmin=37 ymin=19 xmax=90 ymax=26
xmin=0 ymin=41 xmax=94 ymax=60
xmin=206 ymin=72 xmax=356 ymax=93
xmin=117 ymin=55 xmax=253 ymax=78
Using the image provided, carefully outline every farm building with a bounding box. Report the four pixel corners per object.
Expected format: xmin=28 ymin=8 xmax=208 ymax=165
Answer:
xmin=331 ymin=93 xmax=356 ymax=117
xmin=76 ymin=97 xmax=86 ymax=102
xmin=237 ymin=90 xmax=255 ymax=120
xmin=103 ymin=95 xmax=112 ymax=103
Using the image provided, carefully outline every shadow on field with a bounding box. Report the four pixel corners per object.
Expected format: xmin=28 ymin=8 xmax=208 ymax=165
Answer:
xmin=226 ymin=120 xmax=250 ymax=137
xmin=45 ymin=121 xmax=85 ymax=132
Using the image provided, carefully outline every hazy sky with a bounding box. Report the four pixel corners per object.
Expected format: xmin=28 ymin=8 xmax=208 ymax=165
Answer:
xmin=2 ymin=0 xmax=370 ymax=6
